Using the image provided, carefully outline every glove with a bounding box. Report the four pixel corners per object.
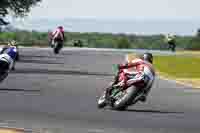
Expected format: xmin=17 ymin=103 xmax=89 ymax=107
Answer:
xmin=117 ymin=63 xmax=128 ymax=70
xmin=117 ymin=64 xmax=121 ymax=70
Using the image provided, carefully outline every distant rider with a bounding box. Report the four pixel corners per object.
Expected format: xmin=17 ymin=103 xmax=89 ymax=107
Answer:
xmin=165 ymin=33 xmax=176 ymax=52
xmin=1 ymin=40 xmax=18 ymax=54
xmin=106 ymin=53 xmax=156 ymax=103
xmin=50 ymin=26 xmax=65 ymax=47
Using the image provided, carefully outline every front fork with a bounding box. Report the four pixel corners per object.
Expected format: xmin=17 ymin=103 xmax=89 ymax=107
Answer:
xmin=105 ymin=83 xmax=125 ymax=107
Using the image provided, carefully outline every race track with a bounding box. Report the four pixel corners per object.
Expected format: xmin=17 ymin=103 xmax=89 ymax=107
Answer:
xmin=0 ymin=48 xmax=199 ymax=133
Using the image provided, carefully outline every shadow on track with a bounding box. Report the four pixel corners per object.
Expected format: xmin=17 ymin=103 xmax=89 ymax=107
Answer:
xmin=11 ymin=68 xmax=113 ymax=76
xmin=61 ymin=52 xmax=119 ymax=57
xmin=18 ymin=59 xmax=64 ymax=65
xmin=124 ymin=109 xmax=184 ymax=114
xmin=20 ymin=54 xmax=63 ymax=59
xmin=0 ymin=88 xmax=40 ymax=92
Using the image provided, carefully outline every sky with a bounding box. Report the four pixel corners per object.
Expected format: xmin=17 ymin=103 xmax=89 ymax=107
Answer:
xmin=7 ymin=0 xmax=200 ymax=35
xmin=28 ymin=0 xmax=200 ymax=20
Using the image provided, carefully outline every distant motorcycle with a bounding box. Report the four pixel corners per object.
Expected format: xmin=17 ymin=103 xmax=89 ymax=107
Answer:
xmin=51 ymin=39 xmax=63 ymax=54
xmin=0 ymin=47 xmax=17 ymax=82
xmin=97 ymin=65 xmax=154 ymax=110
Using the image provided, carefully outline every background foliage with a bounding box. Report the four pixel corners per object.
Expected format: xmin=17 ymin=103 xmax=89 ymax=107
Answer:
xmin=0 ymin=30 xmax=199 ymax=50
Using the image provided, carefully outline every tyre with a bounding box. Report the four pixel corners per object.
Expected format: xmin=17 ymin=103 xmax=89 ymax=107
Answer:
xmin=54 ymin=47 xmax=59 ymax=54
xmin=0 ymin=72 xmax=8 ymax=83
xmin=15 ymin=52 xmax=19 ymax=61
xmin=53 ymin=41 xmax=63 ymax=54
xmin=97 ymin=91 xmax=107 ymax=109
xmin=53 ymin=42 xmax=60 ymax=54
xmin=112 ymin=86 xmax=137 ymax=110
xmin=172 ymin=45 xmax=176 ymax=52
xmin=0 ymin=60 xmax=9 ymax=83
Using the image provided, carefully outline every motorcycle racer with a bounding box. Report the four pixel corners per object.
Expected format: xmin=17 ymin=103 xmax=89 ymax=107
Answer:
xmin=165 ymin=33 xmax=176 ymax=52
xmin=106 ymin=52 xmax=156 ymax=103
xmin=50 ymin=26 xmax=65 ymax=47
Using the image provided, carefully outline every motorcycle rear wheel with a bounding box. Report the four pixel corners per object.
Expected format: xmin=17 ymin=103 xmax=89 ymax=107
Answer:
xmin=53 ymin=42 xmax=62 ymax=54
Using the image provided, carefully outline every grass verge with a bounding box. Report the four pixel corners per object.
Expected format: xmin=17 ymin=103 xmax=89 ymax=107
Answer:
xmin=154 ymin=55 xmax=200 ymax=88
xmin=0 ymin=128 xmax=24 ymax=133
xmin=126 ymin=53 xmax=200 ymax=88
xmin=176 ymin=50 xmax=200 ymax=57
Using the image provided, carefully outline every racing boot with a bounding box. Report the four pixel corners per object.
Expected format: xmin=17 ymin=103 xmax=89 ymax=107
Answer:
xmin=105 ymin=86 xmax=113 ymax=105
xmin=105 ymin=73 xmax=121 ymax=106
xmin=104 ymin=75 xmax=119 ymax=101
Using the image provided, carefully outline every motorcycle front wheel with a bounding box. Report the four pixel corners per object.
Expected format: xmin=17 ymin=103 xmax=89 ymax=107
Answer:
xmin=97 ymin=91 xmax=107 ymax=109
xmin=112 ymin=86 xmax=137 ymax=110
xmin=53 ymin=42 xmax=60 ymax=54
xmin=15 ymin=52 xmax=19 ymax=61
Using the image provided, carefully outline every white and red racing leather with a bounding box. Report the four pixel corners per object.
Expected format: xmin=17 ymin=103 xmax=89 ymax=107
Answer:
xmin=51 ymin=28 xmax=64 ymax=40
xmin=119 ymin=58 xmax=155 ymax=88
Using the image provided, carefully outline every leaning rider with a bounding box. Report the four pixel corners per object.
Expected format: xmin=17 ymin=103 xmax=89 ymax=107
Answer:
xmin=106 ymin=53 xmax=156 ymax=103
xmin=0 ymin=40 xmax=18 ymax=70
xmin=50 ymin=26 xmax=65 ymax=47
xmin=165 ymin=33 xmax=176 ymax=52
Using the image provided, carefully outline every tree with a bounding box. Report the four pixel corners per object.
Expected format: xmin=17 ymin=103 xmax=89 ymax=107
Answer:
xmin=115 ymin=37 xmax=131 ymax=49
xmin=0 ymin=0 xmax=41 ymax=18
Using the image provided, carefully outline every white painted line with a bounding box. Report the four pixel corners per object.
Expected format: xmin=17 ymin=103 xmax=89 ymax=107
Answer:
xmin=158 ymin=76 xmax=194 ymax=88
xmin=183 ymin=89 xmax=200 ymax=93
xmin=0 ymin=126 xmax=34 ymax=132
xmin=88 ymin=129 xmax=105 ymax=133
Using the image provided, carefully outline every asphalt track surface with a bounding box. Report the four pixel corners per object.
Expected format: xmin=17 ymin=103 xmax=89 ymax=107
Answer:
xmin=0 ymin=48 xmax=199 ymax=133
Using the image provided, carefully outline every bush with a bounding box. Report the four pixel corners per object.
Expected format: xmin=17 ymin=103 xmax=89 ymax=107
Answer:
xmin=186 ymin=37 xmax=200 ymax=50
xmin=115 ymin=37 xmax=131 ymax=49
xmin=0 ymin=30 xmax=200 ymax=50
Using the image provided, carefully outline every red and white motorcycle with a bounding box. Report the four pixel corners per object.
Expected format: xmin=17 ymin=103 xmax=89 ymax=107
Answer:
xmin=49 ymin=32 xmax=64 ymax=54
xmin=97 ymin=65 xmax=153 ymax=110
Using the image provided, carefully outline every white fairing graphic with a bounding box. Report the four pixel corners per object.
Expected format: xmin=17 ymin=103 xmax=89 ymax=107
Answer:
xmin=0 ymin=53 xmax=13 ymax=83
xmin=143 ymin=66 xmax=155 ymax=89
xmin=0 ymin=54 xmax=13 ymax=70
xmin=143 ymin=66 xmax=154 ymax=80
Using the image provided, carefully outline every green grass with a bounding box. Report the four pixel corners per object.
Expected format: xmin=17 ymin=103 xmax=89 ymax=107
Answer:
xmin=154 ymin=55 xmax=200 ymax=78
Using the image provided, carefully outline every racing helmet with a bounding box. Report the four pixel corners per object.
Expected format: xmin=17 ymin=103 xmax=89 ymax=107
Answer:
xmin=8 ymin=40 xmax=17 ymax=47
xmin=140 ymin=52 xmax=153 ymax=64
xmin=58 ymin=26 xmax=63 ymax=30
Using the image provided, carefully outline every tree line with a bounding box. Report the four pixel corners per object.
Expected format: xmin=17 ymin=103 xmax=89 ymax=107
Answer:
xmin=0 ymin=30 xmax=200 ymax=50
xmin=0 ymin=0 xmax=41 ymax=17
